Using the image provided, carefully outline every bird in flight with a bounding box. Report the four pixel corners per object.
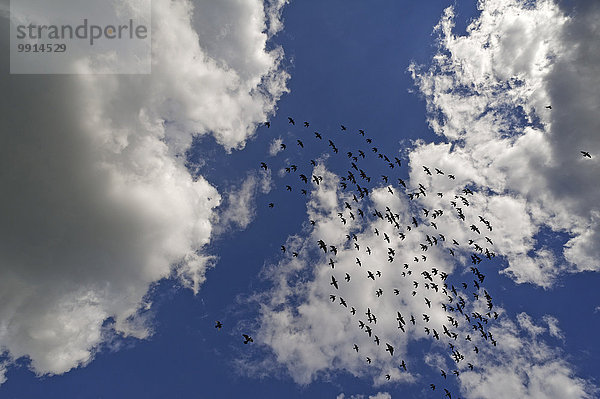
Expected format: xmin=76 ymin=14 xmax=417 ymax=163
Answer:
xmin=242 ymin=334 xmax=253 ymax=344
xmin=318 ymin=240 xmax=327 ymax=252
xmin=341 ymin=125 xmax=347 ymax=131
xmin=330 ymin=276 xmax=339 ymax=289
xmin=215 ymin=321 xmax=222 ymax=330
xmin=260 ymin=162 xmax=268 ymax=170
xmin=385 ymin=343 xmax=394 ymax=356
xmin=288 ymin=117 xmax=295 ymax=125
xmin=581 ymin=151 xmax=592 ymax=158
xmin=303 ymin=121 xmax=309 ymax=127
xmin=424 ymin=297 xmax=431 ymax=308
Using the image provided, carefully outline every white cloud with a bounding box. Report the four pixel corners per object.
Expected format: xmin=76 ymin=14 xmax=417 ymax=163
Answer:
xmin=214 ymin=170 xmax=272 ymax=234
xmin=0 ymin=0 xmax=288 ymax=380
xmin=408 ymin=0 xmax=600 ymax=287
xmin=517 ymin=313 xmax=546 ymax=336
xmin=249 ymin=2 xmax=598 ymax=396
xmin=542 ymin=315 xmax=564 ymax=340
xmin=252 ymin=164 xmax=473 ymax=385
xmin=458 ymin=313 xmax=595 ymax=399
xmin=250 ymin=162 xmax=596 ymax=397
xmin=336 ymin=392 xmax=390 ymax=399
xmin=369 ymin=393 xmax=391 ymax=399
xmin=269 ymin=137 xmax=285 ymax=156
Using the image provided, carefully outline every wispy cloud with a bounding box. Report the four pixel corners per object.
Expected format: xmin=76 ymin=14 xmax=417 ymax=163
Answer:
xmin=269 ymin=137 xmax=285 ymax=156
xmin=214 ymin=170 xmax=272 ymax=234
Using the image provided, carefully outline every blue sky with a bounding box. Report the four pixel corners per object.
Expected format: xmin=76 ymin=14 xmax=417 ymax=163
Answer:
xmin=0 ymin=0 xmax=599 ymax=398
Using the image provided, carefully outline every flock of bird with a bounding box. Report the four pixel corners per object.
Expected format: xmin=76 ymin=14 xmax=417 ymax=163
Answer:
xmin=214 ymin=115 xmax=592 ymax=398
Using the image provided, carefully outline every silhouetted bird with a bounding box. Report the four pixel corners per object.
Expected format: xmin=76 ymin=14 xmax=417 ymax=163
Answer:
xmin=242 ymin=334 xmax=253 ymax=344
xmin=386 ymin=343 xmax=394 ymax=356
xmin=330 ymin=276 xmax=339 ymax=289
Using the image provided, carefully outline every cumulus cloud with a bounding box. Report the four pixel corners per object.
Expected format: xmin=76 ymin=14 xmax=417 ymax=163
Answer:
xmin=250 ymin=161 xmax=596 ymax=397
xmin=457 ymin=313 xmax=595 ymax=399
xmin=252 ymin=162 xmax=480 ymax=384
xmin=0 ymin=0 xmax=287 ymax=381
xmin=248 ymin=1 xmax=599 ymax=395
xmin=408 ymin=0 xmax=600 ymax=287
